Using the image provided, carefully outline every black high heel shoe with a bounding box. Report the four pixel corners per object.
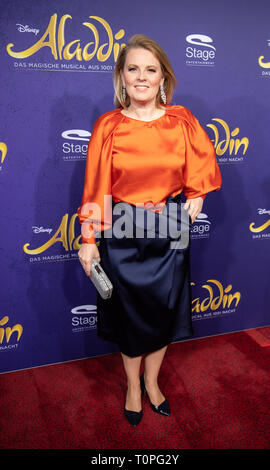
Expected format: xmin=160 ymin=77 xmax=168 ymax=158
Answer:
xmin=124 ymin=407 xmax=143 ymax=427
xmin=124 ymin=387 xmax=143 ymax=427
xmin=140 ymin=373 xmax=170 ymax=417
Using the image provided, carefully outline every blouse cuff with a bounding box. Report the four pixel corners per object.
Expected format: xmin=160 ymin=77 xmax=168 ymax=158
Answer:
xmin=81 ymin=236 xmax=96 ymax=244
xmin=185 ymin=193 xmax=206 ymax=200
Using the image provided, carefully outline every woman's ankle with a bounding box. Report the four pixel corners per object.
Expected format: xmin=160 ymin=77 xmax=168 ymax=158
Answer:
xmin=127 ymin=378 xmax=141 ymax=389
xmin=144 ymin=373 xmax=158 ymax=388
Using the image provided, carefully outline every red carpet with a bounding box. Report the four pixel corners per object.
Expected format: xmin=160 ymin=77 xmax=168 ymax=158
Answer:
xmin=0 ymin=327 xmax=270 ymax=449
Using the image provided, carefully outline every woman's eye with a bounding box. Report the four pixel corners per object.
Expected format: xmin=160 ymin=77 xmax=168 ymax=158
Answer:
xmin=127 ymin=67 xmax=156 ymax=72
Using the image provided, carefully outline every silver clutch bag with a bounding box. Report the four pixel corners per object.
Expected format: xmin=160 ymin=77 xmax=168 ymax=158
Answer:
xmin=90 ymin=258 xmax=113 ymax=299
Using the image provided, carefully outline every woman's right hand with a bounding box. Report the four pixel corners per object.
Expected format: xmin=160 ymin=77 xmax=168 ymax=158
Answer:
xmin=78 ymin=243 xmax=101 ymax=277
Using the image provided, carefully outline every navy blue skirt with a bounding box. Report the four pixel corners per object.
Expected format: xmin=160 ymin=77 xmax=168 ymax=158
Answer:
xmin=96 ymin=193 xmax=193 ymax=357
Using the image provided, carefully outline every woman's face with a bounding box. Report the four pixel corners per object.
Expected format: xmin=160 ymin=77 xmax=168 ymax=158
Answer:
xmin=120 ymin=47 xmax=164 ymax=106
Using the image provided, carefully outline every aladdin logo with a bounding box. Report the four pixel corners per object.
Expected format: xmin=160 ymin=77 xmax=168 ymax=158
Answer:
xmin=71 ymin=305 xmax=97 ymax=332
xmin=23 ymin=212 xmax=82 ymax=260
xmin=0 ymin=141 xmax=7 ymax=171
xmin=185 ymin=34 xmax=216 ymax=66
xmin=191 ymin=279 xmax=241 ymax=320
xmin=258 ymin=38 xmax=270 ymax=75
xmin=0 ymin=316 xmax=23 ymax=351
xmin=16 ymin=24 xmax=40 ymax=35
xmin=7 ymin=13 xmax=126 ymax=66
xmin=207 ymin=118 xmax=249 ymax=163
xmin=249 ymin=208 xmax=270 ymax=239
xmin=62 ymin=129 xmax=90 ymax=161
xmin=190 ymin=213 xmax=211 ymax=239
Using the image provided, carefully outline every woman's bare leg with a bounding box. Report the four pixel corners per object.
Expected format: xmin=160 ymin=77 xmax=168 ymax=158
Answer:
xmin=144 ymin=345 xmax=168 ymax=406
xmin=121 ymin=352 xmax=143 ymax=412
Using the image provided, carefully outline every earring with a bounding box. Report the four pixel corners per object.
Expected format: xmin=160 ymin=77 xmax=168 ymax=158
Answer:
xmin=160 ymin=84 xmax=166 ymax=104
xmin=121 ymin=85 xmax=126 ymax=102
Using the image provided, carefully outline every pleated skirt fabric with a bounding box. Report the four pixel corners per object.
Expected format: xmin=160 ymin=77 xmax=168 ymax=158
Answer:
xmin=96 ymin=193 xmax=193 ymax=357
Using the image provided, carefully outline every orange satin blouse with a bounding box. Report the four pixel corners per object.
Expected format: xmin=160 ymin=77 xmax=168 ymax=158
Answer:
xmin=77 ymin=104 xmax=222 ymax=244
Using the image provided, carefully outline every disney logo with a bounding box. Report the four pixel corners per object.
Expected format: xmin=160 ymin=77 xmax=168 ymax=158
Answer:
xmin=258 ymin=208 xmax=270 ymax=216
xmin=32 ymin=226 xmax=53 ymax=234
xmin=16 ymin=24 xmax=40 ymax=35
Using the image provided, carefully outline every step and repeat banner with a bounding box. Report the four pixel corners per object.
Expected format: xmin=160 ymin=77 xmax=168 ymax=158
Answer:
xmin=0 ymin=0 xmax=269 ymax=373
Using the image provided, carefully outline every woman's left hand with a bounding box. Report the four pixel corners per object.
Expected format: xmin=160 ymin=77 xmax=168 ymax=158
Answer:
xmin=183 ymin=196 xmax=204 ymax=224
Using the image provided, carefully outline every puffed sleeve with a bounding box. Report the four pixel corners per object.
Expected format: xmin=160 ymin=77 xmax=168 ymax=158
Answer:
xmin=181 ymin=109 xmax=222 ymax=200
xmin=77 ymin=116 xmax=113 ymax=244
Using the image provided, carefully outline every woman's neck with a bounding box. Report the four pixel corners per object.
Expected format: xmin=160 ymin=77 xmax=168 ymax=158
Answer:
xmin=123 ymin=101 xmax=166 ymax=121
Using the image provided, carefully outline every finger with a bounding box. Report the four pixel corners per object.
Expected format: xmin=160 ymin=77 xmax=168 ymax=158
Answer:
xmin=81 ymin=260 xmax=91 ymax=276
xmin=190 ymin=210 xmax=197 ymax=223
xmin=193 ymin=212 xmax=200 ymax=223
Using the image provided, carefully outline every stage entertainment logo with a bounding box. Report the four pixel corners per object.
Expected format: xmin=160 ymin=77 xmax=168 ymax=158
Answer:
xmin=191 ymin=279 xmax=241 ymax=321
xmin=249 ymin=208 xmax=270 ymax=240
xmin=0 ymin=315 xmax=23 ymax=352
xmin=190 ymin=212 xmax=211 ymax=239
xmin=0 ymin=141 xmax=7 ymax=171
xmin=207 ymin=118 xmax=249 ymax=164
xmin=6 ymin=13 xmax=127 ymax=72
xmin=71 ymin=305 xmax=97 ymax=333
xmin=61 ymin=129 xmax=90 ymax=161
xmin=258 ymin=38 xmax=270 ymax=77
xmin=185 ymin=34 xmax=216 ymax=67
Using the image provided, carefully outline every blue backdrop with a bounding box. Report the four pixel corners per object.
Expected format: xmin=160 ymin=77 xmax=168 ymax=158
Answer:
xmin=1 ymin=0 xmax=270 ymax=373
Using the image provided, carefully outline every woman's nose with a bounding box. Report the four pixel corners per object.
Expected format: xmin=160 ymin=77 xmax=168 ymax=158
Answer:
xmin=138 ymin=70 xmax=146 ymax=80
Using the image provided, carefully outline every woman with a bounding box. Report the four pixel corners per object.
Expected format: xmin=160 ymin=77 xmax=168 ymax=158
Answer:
xmin=77 ymin=34 xmax=222 ymax=427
